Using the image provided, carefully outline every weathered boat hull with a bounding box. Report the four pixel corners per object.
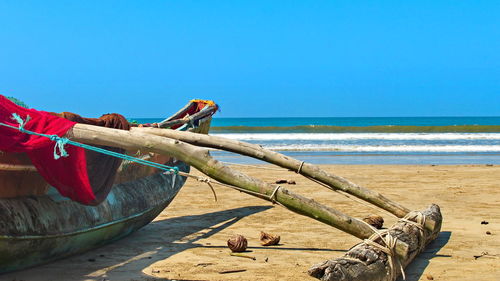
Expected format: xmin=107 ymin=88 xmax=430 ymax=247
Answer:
xmin=0 ymin=99 xmax=217 ymax=273
xmin=0 ymin=161 xmax=188 ymax=273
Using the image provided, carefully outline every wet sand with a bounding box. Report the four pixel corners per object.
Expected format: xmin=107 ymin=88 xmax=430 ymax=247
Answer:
xmin=2 ymin=165 xmax=499 ymax=281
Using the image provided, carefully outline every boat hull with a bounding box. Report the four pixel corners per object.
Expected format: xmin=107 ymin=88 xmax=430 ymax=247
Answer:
xmin=0 ymin=161 xmax=189 ymax=273
xmin=0 ymin=99 xmax=217 ymax=273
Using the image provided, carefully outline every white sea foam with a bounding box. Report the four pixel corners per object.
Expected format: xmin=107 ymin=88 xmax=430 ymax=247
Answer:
xmin=211 ymin=133 xmax=500 ymax=141
xmin=264 ymin=144 xmax=500 ymax=152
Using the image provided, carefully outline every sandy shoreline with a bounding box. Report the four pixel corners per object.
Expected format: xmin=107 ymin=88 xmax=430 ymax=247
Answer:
xmin=2 ymin=165 xmax=499 ymax=281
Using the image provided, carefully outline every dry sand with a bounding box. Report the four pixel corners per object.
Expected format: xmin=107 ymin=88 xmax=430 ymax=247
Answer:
xmin=2 ymin=165 xmax=499 ymax=281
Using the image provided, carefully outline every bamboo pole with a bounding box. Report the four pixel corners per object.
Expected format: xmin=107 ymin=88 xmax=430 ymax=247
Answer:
xmin=130 ymin=127 xmax=410 ymax=217
xmin=68 ymin=124 xmax=410 ymax=257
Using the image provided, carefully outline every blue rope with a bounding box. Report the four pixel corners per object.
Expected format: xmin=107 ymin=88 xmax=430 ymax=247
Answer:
xmin=0 ymin=113 xmax=180 ymax=174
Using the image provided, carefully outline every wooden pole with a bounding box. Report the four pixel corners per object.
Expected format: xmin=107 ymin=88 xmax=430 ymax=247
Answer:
xmin=68 ymin=124 xmax=410 ymax=257
xmin=131 ymin=127 xmax=410 ymax=217
xmin=309 ymin=204 xmax=442 ymax=281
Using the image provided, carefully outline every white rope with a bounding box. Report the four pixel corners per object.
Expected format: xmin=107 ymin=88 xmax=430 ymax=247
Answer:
xmin=358 ymin=220 xmax=405 ymax=281
xmin=296 ymin=161 xmax=305 ymax=174
xmin=354 ymin=211 xmax=429 ymax=281
xmin=195 ymin=177 xmax=218 ymax=202
xmin=306 ymin=175 xmax=397 ymax=218
xmin=223 ymin=160 xmax=398 ymax=219
xmin=269 ymin=185 xmax=281 ymax=204
xmin=176 ymin=171 xmax=284 ymax=207
xmin=161 ymin=158 xmax=430 ymax=281
xmin=169 ymin=167 xmax=428 ymax=281
xmin=399 ymin=212 xmax=427 ymax=253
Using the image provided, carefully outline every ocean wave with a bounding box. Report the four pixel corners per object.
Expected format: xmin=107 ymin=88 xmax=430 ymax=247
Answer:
xmin=212 ymin=133 xmax=500 ymax=141
xmin=264 ymin=144 xmax=500 ymax=152
xmin=211 ymin=124 xmax=500 ymax=133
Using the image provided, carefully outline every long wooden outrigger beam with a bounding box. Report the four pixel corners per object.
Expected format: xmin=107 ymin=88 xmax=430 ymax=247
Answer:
xmin=132 ymin=127 xmax=411 ymax=217
xmin=69 ymin=124 xmax=410 ymax=257
xmin=68 ymin=124 xmax=442 ymax=281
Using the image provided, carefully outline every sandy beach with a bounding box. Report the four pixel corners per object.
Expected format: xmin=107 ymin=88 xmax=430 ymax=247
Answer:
xmin=2 ymin=164 xmax=499 ymax=281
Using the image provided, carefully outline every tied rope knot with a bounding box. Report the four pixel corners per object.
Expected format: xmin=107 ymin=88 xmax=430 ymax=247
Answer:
xmin=12 ymin=113 xmax=69 ymax=160
xmin=270 ymin=185 xmax=281 ymax=204
xmin=358 ymin=211 xmax=429 ymax=281
xmin=162 ymin=166 xmax=180 ymax=175
xmin=197 ymin=177 xmax=211 ymax=183
xmin=362 ymin=229 xmax=405 ymax=281
xmin=400 ymin=212 xmax=427 ymax=253
xmin=169 ymin=166 xmax=179 ymax=174
xmin=296 ymin=161 xmax=305 ymax=174
xmin=1 ymin=113 xmax=184 ymax=176
xmin=11 ymin=113 xmax=30 ymax=133
xmin=195 ymin=176 xmax=218 ymax=202
xmin=49 ymin=135 xmax=69 ymax=160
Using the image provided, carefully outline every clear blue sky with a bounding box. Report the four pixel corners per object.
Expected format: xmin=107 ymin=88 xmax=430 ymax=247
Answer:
xmin=0 ymin=1 xmax=498 ymax=118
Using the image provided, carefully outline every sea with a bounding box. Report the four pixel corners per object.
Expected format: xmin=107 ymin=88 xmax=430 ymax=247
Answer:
xmin=134 ymin=117 xmax=500 ymax=165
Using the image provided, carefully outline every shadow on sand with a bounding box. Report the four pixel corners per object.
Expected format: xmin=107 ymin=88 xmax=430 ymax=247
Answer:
xmin=1 ymin=206 xmax=272 ymax=281
xmin=1 ymin=209 xmax=450 ymax=281
xmin=399 ymin=231 xmax=452 ymax=281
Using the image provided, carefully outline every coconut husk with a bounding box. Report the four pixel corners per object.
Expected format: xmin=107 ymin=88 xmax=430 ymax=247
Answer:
xmin=362 ymin=214 xmax=384 ymax=229
xmin=227 ymin=234 xmax=247 ymax=252
xmin=260 ymin=231 xmax=280 ymax=246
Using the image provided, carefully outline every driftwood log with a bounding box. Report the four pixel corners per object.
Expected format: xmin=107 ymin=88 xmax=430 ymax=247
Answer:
xmin=68 ymin=124 xmax=411 ymax=257
xmin=131 ymin=127 xmax=410 ymax=217
xmin=308 ymin=204 xmax=442 ymax=281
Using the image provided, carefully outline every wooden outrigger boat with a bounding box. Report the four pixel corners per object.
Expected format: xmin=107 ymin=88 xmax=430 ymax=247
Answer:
xmin=1 ymin=96 xmax=442 ymax=281
xmin=0 ymin=99 xmax=218 ymax=273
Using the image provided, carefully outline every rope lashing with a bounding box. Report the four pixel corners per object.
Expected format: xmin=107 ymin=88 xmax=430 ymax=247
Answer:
xmin=222 ymin=161 xmax=398 ymax=218
xmin=356 ymin=218 xmax=405 ymax=281
xmin=195 ymin=176 xmax=218 ymax=202
xmin=356 ymin=211 xmax=429 ymax=281
xmin=296 ymin=161 xmax=305 ymax=174
xmin=9 ymin=113 xmax=69 ymax=159
xmin=2 ymin=113 xmax=287 ymax=207
xmin=0 ymin=113 xmax=181 ymax=174
xmin=49 ymin=135 xmax=69 ymax=159
xmin=11 ymin=113 xmax=30 ymax=132
xmin=399 ymin=212 xmax=427 ymax=253
xmin=178 ymin=171 xmax=285 ymax=207
xmin=362 ymin=229 xmax=405 ymax=281
xmin=269 ymin=185 xmax=281 ymax=204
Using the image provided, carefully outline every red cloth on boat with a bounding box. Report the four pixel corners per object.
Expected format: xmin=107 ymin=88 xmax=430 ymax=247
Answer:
xmin=49 ymin=111 xmax=130 ymax=204
xmin=0 ymin=95 xmax=95 ymax=204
